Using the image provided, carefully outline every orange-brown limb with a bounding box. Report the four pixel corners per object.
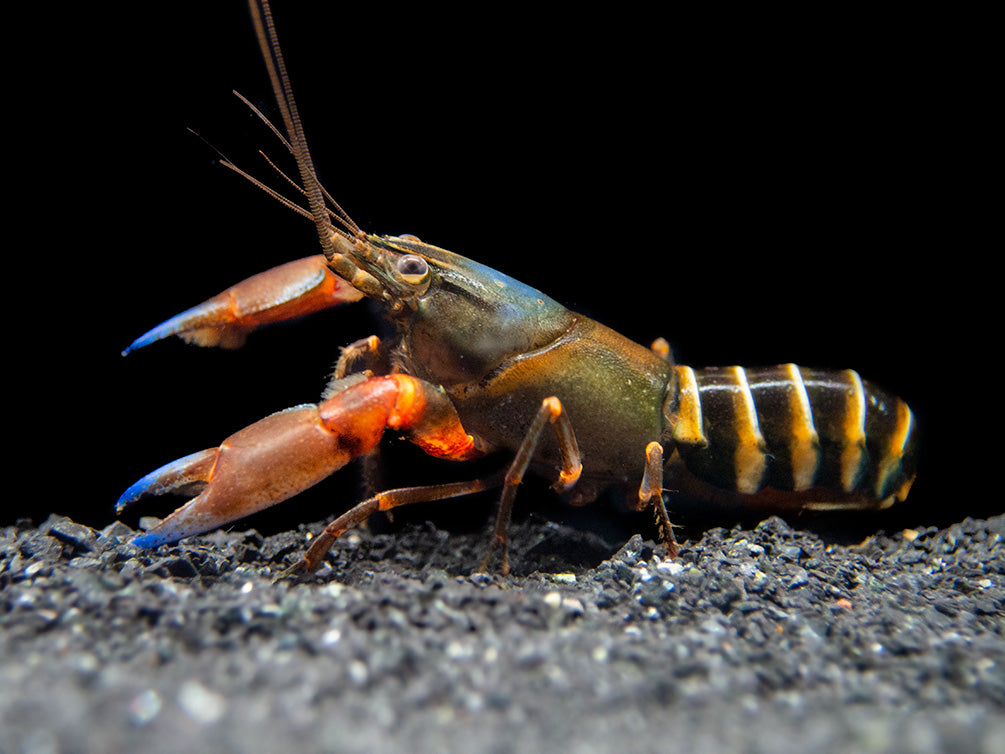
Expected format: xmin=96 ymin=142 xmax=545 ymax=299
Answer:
xmin=121 ymin=374 xmax=481 ymax=548
xmin=636 ymin=441 xmax=680 ymax=558
xmin=122 ymin=255 xmax=363 ymax=354
xmin=479 ymin=396 xmax=583 ymax=575
xmin=288 ymin=477 xmax=499 ymax=574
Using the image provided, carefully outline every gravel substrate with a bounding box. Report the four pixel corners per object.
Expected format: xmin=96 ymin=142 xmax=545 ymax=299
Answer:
xmin=2 ymin=512 xmax=1003 ymax=753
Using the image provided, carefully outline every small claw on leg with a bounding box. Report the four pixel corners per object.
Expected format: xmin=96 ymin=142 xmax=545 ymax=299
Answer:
xmin=277 ymin=559 xmax=310 ymax=581
xmin=122 ymin=255 xmax=363 ymax=354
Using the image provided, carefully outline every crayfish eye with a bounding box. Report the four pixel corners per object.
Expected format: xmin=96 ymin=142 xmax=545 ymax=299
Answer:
xmin=396 ymin=255 xmax=428 ymax=284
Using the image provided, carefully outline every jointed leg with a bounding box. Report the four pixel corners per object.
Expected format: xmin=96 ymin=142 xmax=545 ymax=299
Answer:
xmin=333 ymin=335 xmax=385 ymax=380
xmin=636 ymin=441 xmax=680 ymax=558
xmin=290 ymin=477 xmax=497 ymax=573
xmin=479 ymin=397 xmax=583 ymax=575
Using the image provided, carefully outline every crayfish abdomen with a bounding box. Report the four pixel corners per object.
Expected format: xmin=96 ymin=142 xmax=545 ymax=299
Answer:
xmin=668 ymin=364 xmax=916 ymax=511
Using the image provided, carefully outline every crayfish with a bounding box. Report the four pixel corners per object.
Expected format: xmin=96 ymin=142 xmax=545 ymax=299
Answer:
xmin=118 ymin=0 xmax=918 ymax=575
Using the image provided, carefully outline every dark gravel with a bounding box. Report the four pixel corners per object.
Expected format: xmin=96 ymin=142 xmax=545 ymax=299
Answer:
xmin=2 ymin=511 xmax=1003 ymax=753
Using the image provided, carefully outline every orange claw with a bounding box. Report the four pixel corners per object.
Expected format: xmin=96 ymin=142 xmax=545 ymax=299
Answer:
xmin=122 ymin=255 xmax=364 ymax=354
xmin=119 ymin=375 xmax=481 ymax=548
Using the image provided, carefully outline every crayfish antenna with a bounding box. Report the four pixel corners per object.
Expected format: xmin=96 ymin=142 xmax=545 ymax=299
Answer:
xmin=247 ymin=0 xmax=352 ymax=262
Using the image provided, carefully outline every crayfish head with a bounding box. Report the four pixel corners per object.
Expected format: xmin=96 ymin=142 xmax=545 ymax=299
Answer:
xmin=374 ymin=234 xmax=577 ymax=387
xmin=324 ymin=231 xmax=576 ymax=386
xmin=324 ymin=231 xmax=436 ymax=313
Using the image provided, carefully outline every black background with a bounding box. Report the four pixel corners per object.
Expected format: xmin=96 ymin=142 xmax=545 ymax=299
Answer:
xmin=21 ymin=3 xmax=985 ymax=535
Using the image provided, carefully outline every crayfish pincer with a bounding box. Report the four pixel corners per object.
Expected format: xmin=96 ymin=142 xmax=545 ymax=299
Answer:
xmin=118 ymin=0 xmax=918 ymax=576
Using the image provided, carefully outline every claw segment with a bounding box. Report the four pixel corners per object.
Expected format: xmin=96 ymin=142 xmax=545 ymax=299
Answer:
xmin=122 ymin=256 xmax=363 ymax=354
xmin=116 ymin=448 xmax=219 ymax=515
xmin=122 ymin=375 xmax=480 ymax=548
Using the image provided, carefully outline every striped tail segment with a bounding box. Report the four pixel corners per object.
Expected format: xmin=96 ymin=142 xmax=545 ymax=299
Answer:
xmin=666 ymin=364 xmax=917 ymax=508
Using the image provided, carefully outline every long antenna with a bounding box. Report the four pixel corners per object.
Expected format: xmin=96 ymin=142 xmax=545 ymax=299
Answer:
xmin=247 ymin=0 xmax=345 ymax=258
xmin=232 ymin=90 xmax=359 ymax=236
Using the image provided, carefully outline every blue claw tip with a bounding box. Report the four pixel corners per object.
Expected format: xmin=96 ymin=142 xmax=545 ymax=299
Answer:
xmin=131 ymin=531 xmax=170 ymax=549
xmin=115 ymin=481 xmax=148 ymax=514
xmin=121 ymin=323 xmax=172 ymax=356
xmin=122 ymin=307 xmax=203 ymax=356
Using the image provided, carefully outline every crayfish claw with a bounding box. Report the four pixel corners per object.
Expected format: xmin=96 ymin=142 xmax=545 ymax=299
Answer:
xmin=121 ymin=256 xmax=363 ymax=355
xmin=119 ymin=375 xmax=481 ymax=553
xmin=117 ymin=448 xmax=223 ymax=549
xmin=116 ymin=448 xmax=219 ymax=515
